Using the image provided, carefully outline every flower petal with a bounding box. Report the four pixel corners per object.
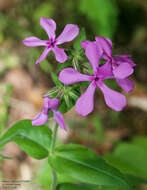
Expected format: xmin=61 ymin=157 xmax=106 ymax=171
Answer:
xmin=52 ymin=46 xmax=67 ymax=63
xmin=105 ymin=38 xmax=112 ymax=47
xmin=23 ymin=37 xmax=47 ymax=47
xmin=117 ymin=55 xmax=131 ymax=59
xmin=76 ymin=81 xmax=96 ymax=116
xmin=116 ymin=78 xmax=135 ymax=93
xmin=56 ymin=24 xmax=79 ymax=45
xmin=59 ymin=68 xmax=91 ymax=85
xmin=114 ymin=55 xmax=136 ymax=67
xmin=40 ymin=17 xmax=56 ymax=39
xmin=85 ymin=42 xmax=102 ymax=73
xmin=53 ymin=110 xmax=66 ymax=130
xmin=98 ymin=82 xmax=126 ymax=111
xmin=32 ymin=110 xmax=48 ymax=126
xmin=43 ymin=97 xmax=59 ymax=111
xmin=35 ymin=47 xmax=51 ymax=68
xmin=95 ymin=36 xmax=112 ymax=57
xmin=98 ymin=61 xmax=113 ymax=79
xmin=80 ymin=40 xmax=91 ymax=49
xmin=113 ymin=62 xmax=134 ymax=79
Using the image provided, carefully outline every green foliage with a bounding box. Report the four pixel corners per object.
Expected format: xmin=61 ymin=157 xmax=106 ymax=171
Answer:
xmin=56 ymin=61 xmax=72 ymax=74
xmin=37 ymin=160 xmax=76 ymax=190
xmin=59 ymin=85 xmax=81 ymax=114
xmin=78 ymin=0 xmax=118 ymax=38
xmin=57 ymin=183 xmax=98 ymax=190
xmin=74 ymin=28 xmax=86 ymax=51
xmin=0 ymin=120 xmax=52 ymax=159
xmin=57 ymin=183 xmax=121 ymax=190
xmin=104 ymin=79 xmax=120 ymax=92
xmin=104 ymin=137 xmax=147 ymax=180
xmin=133 ymin=136 xmax=147 ymax=150
xmin=124 ymin=174 xmax=147 ymax=186
xmin=48 ymin=144 xmax=131 ymax=190
xmin=49 ymin=72 xmax=81 ymax=114
xmin=51 ymin=73 xmax=63 ymax=87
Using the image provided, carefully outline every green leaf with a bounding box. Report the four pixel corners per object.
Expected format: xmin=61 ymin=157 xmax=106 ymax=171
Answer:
xmin=74 ymin=28 xmax=86 ymax=50
xmin=36 ymin=160 xmax=76 ymax=190
xmin=0 ymin=120 xmax=52 ymax=159
xmin=57 ymin=183 xmax=98 ymax=190
xmin=48 ymin=144 xmax=131 ymax=190
xmin=100 ymin=187 xmax=119 ymax=190
xmin=104 ymin=143 xmax=147 ymax=179
xmin=124 ymin=174 xmax=147 ymax=186
xmin=133 ymin=136 xmax=147 ymax=150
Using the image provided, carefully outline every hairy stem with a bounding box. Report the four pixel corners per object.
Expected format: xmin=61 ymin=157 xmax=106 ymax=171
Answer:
xmin=50 ymin=123 xmax=58 ymax=153
xmin=50 ymin=123 xmax=58 ymax=190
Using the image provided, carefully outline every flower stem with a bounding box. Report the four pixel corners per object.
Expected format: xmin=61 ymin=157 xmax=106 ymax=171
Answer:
xmin=51 ymin=169 xmax=57 ymax=190
xmin=50 ymin=123 xmax=58 ymax=153
xmin=50 ymin=123 xmax=58 ymax=190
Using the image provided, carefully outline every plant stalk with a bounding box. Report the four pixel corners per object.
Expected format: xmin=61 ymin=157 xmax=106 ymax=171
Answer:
xmin=50 ymin=123 xmax=58 ymax=190
xmin=50 ymin=123 xmax=58 ymax=153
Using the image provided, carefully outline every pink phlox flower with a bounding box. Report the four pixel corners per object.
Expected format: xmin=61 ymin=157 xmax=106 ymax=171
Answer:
xmin=59 ymin=42 xmax=127 ymax=116
xmin=32 ymin=96 xmax=66 ymax=130
xmin=81 ymin=37 xmax=136 ymax=93
xmin=23 ymin=17 xmax=79 ymax=68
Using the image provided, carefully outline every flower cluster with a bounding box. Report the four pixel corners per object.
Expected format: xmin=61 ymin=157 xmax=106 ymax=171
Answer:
xmin=23 ymin=17 xmax=135 ymax=129
xmin=59 ymin=37 xmax=136 ymax=116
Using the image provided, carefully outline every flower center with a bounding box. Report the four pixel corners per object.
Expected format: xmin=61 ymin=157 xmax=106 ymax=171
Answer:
xmin=94 ymin=77 xmax=99 ymax=81
xmin=46 ymin=39 xmax=56 ymax=48
xmin=50 ymin=42 xmax=55 ymax=46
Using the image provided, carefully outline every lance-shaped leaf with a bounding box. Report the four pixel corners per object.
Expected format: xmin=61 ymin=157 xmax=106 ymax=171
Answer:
xmin=48 ymin=144 xmax=131 ymax=190
xmin=0 ymin=120 xmax=52 ymax=159
xmin=57 ymin=183 xmax=122 ymax=190
xmin=57 ymin=183 xmax=98 ymax=190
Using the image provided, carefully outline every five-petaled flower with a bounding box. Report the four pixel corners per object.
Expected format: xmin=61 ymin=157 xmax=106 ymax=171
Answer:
xmin=81 ymin=37 xmax=136 ymax=93
xmin=23 ymin=17 xmax=79 ymax=68
xmin=32 ymin=96 xmax=66 ymax=130
xmin=59 ymin=42 xmax=127 ymax=116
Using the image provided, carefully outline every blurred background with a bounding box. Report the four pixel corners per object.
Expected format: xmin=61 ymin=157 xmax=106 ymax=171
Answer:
xmin=0 ymin=0 xmax=147 ymax=189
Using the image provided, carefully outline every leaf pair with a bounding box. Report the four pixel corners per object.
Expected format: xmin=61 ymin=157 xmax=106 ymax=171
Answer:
xmin=0 ymin=120 xmax=144 ymax=190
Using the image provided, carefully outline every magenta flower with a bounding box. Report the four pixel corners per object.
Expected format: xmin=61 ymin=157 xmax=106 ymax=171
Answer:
xmin=81 ymin=37 xmax=136 ymax=93
xmin=23 ymin=17 xmax=79 ymax=67
xmin=59 ymin=42 xmax=127 ymax=116
xmin=32 ymin=97 xmax=66 ymax=130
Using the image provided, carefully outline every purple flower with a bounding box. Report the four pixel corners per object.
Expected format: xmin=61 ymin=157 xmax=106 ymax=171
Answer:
xmin=81 ymin=37 xmax=136 ymax=93
xmin=23 ymin=17 xmax=79 ymax=68
xmin=59 ymin=42 xmax=127 ymax=116
xmin=32 ymin=97 xmax=66 ymax=130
